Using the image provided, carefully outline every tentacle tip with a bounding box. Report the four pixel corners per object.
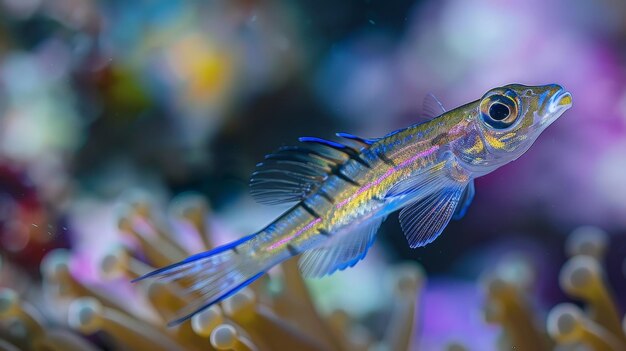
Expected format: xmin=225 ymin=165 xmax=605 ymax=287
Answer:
xmin=547 ymin=303 xmax=583 ymax=342
xmin=210 ymin=324 xmax=238 ymax=349
xmin=191 ymin=305 xmax=223 ymax=337
xmin=222 ymin=288 xmax=256 ymax=318
xmin=566 ymin=226 xmax=608 ymax=258
xmin=0 ymin=288 xmax=19 ymax=318
xmin=169 ymin=192 xmax=209 ymax=218
xmin=40 ymin=249 xmax=71 ymax=281
xmin=100 ymin=248 xmax=128 ymax=278
xmin=68 ymin=297 xmax=103 ymax=334
xmin=392 ymin=262 xmax=426 ymax=294
xmin=559 ymin=256 xmax=601 ymax=294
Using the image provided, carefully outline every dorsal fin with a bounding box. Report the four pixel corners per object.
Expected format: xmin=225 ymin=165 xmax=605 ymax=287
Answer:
xmin=422 ymin=93 xmax=446 ymax=119
xmin=335 ymin=132 xmax=377 ymax=147
xmin=250 ymin=136 xmax=372 ymax=206
xmin=298 ymin=136 xmax=355 ymax=151
xmin=299 ymin=137 xmax=371 ymax=168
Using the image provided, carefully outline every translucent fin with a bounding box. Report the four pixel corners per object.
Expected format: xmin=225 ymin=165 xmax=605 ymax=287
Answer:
xmin=250 ymin=137 xmax=371 ymax=206
xmin=298 ymin=136 xmax=358 ymax=152
xmin=132 ymin=234 xmax=264 ymax=326
xmin=250 ymin=150 xmax=336 ymax=205
xmin=298 ymin=217 xmax=384 ymax=278
xmin=398 ymin=182 xmax=466 ymax=248
xmin=335 ymin=132 xmax=377 ymax=146
xmin=453 ymin=180 xmax=475 ymax=220
xmin=422 ymin=93 xmax=446 ymax=119
xmin=299 ymin=137 xmax=371 ymax=168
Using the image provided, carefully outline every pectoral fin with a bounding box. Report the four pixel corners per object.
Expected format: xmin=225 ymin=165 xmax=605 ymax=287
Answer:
xmin=453 ymin=180 xmax=475 ymax=220
xmin=398 ymin=181 xmax=466 ymax=248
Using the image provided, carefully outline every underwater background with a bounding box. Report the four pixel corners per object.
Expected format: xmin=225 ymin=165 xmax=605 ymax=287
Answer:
xmin=1 ymin=0 xmax=626 ymax=350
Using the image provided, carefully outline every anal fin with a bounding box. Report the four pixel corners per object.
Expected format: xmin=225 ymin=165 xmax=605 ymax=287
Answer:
xmin=298 ymin=217 xmax=384 ymax=278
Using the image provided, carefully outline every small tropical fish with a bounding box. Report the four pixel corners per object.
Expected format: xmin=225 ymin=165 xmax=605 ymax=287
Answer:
xmin=134 ymin=83 xmax=572 ymax=325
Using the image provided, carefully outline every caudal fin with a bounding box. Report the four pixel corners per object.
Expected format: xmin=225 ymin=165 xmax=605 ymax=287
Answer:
xmin=132 ymin=234 xmax=264 ymax=326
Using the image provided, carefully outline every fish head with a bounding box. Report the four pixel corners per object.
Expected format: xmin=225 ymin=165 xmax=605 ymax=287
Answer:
xmin=470 ymin=83 xmax=571 ymax=168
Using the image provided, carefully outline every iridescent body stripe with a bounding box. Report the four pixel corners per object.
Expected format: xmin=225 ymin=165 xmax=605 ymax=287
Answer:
xmin=249 ymin=109 xmax=471 ymax=259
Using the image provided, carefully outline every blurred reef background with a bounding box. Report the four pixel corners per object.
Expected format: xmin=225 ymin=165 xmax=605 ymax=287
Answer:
xmin=1 ymin=0 xmax=626 ymax=350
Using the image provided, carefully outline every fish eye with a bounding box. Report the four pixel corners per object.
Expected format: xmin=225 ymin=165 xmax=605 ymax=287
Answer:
xmin=488 ymin=103 xmax=510 ymax=120
xmin=480 ymin=93 xmax=519 ymax=129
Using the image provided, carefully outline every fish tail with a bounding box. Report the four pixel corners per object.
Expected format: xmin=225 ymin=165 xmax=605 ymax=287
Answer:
xmin=132 ymin=233 xmax=266 ymax=326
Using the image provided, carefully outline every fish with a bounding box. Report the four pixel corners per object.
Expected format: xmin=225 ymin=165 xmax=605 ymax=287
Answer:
xmin=133 ymin=83 xmax=572 ymax=326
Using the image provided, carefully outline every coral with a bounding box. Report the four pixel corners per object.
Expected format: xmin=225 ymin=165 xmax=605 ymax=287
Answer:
xmin=0 ymin=192 xmax=423 ymax=351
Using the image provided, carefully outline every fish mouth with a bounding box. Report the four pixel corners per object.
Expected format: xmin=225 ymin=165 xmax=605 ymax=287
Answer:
xmin=540 ymin=86 xmax=572 ymax=127
xmin=549 ymin=88 xmax=572 ymax=111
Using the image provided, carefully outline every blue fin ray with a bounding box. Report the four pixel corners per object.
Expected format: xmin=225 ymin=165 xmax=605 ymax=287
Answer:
xmin=167 ymin=272 xmax=263 ymax=326
xmin=250 ymin=135 xmax=372 ymax=206
xmin=298 ymin=136 xmax=354 ymax=151
xmin=132 ymin=234 xmax=264 ymax=326
xmin=335 ymin=132 xmax=377 ymax=146
xmin=131 ymin=234 xmax=256 ymax=283
xmin=453 ymin=180 xmax=475 ymax=220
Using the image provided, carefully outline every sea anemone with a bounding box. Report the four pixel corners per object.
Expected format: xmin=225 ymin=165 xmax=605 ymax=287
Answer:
xmin=480 ymin=226 xmax=626 ymax=351
xmin=0 ymin=192 xmax=423 ymax=351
